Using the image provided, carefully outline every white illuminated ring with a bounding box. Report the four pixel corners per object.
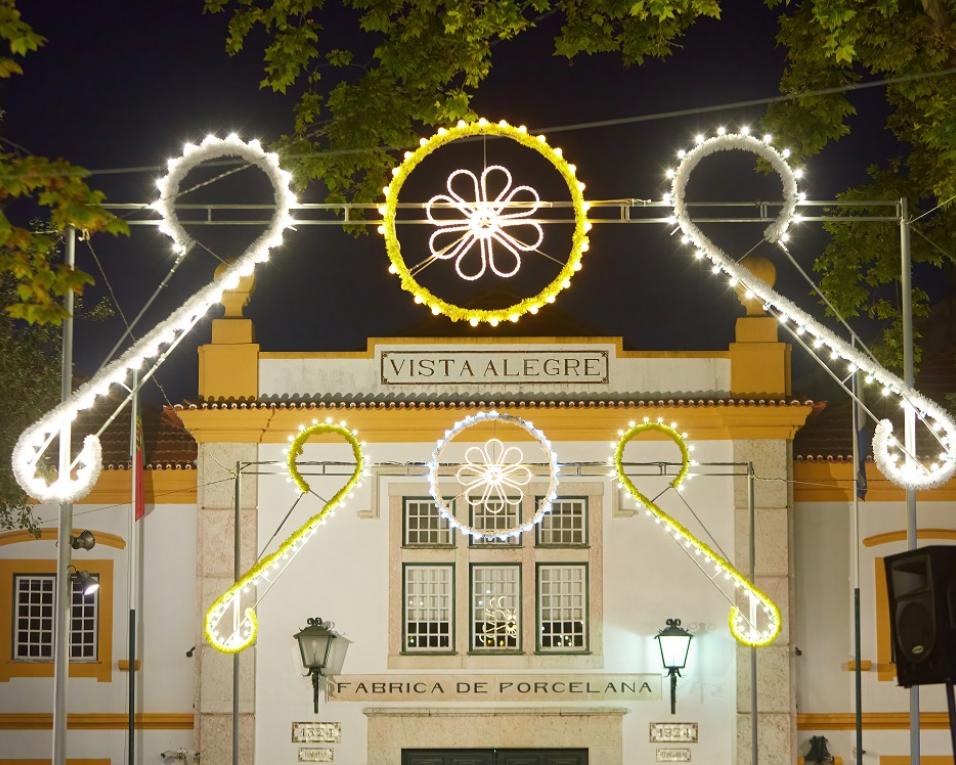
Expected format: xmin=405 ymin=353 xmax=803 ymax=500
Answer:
xmin=428 ymin=411 xmax=559 ymax=541
xmin=12 ymin=134 xmax=296 ymax=503
xmin=669 ymin=129 xmax=956 ymax=491
xmin=426 ymin=165 xmax=543 ymax=281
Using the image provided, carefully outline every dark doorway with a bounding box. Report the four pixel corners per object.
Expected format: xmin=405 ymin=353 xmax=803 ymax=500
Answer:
xmin=402 ymin=750 xmax=587 ymax=765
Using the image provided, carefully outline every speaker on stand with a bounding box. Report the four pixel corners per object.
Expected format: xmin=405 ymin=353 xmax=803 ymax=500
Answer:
xmin=884 ymin=545 xmax=956 ymax=756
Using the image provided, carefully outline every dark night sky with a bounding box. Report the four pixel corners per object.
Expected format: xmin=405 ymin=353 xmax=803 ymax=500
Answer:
xmin=4 ymin=1 xmax=919 ymax=404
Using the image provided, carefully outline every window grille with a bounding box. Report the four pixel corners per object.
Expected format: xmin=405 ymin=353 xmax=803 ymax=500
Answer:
xmin=537 ymin=564 xmax=587 ymax=652
xmin=471 ymin=565 xmax=520 ymax=651
xmin=403 ymin=565 xmax=453 ymax=652
xmin=537 ymin=498 xmax=587 ymax=546
xmin=13 ymin=574 xmax=98 ymax=661
xmin=404 ymin=498 xmax=454 ymax=546
xmin=470 ymin=499 xmax=520 ymax=546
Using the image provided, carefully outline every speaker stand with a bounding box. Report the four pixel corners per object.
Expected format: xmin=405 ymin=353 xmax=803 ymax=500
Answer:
xmin=946 ymin=681 xmax=956 ymax=756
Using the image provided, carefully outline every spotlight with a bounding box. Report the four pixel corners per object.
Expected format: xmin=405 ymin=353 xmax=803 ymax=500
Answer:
xmin=70 ymin=568 xmax=100 ymax=596
xmin=70 ymin=530 xmax=96 ymax=550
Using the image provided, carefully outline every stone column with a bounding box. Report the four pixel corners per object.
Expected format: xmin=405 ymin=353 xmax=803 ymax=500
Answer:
xmin=729 ymin=255 xmax=797 ymax=765
xmin=192 ymin=267 xmax=260 ymax=764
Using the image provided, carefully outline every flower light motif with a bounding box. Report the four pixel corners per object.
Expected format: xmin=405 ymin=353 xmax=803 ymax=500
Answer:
xmin=426 ymin=165 xmax=543 ymax=281
xmin=481 ymin=596 xmax=519 ymax=647
xmin=456 ymin=438 xmax=532 ymax=512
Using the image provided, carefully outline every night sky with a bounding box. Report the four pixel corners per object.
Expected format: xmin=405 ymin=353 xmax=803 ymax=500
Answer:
xmin=5 ymin=2 xmax=917 ymax=404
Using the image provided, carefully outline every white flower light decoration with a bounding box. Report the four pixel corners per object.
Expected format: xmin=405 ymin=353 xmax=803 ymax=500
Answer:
xmin=428 ymin=411 xmax=559 ymax=541
xmin=668 ymin=128 xmax=956 ymax=491
xmin=12 ymin=134 xmax=296 ymax=503
xmin=456 ymin=438 xmax=532 ymax=510
xmin=426 ymin=165 xmax=543 ymax=281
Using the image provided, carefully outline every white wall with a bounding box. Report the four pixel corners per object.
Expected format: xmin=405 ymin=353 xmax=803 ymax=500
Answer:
xmin=0 ymin=498 xmax=198 ymax=763
xmin=253 ymin=436 xmax=739 ymax=764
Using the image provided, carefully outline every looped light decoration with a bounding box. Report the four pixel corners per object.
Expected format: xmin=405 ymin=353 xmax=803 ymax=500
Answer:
xmin=12 ymin=134 xmax=297 ymax=503
xmin=613 ymin=419 xmax=781 ymax=647
xmin=668 ymin=128 xmax=956 ymax=491
xmin=380 ymin=118 xmax=591 ymax=326
xmin=204 ymin=419 xmax=367 ymax=654
xmin=426 ymin=164 xmax=543 ymax=281
xmin=428 ymin=411 xmax=559 ymax=540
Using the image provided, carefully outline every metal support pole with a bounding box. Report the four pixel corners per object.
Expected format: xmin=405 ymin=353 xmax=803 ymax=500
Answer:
xmin=233 ymin=462 xmax=241 ymax=765
xmin=900 ymin=198 xmax=921 ymax=761
xmin=748 ymin=464 xmax=758 ymax=765
xmin=851 ymin=355 xmax=864 ymax=764
xmin=128 ymin=373 xmax=139 ymax=765
xmin=52 ymin=225 xmax=76 ymax=765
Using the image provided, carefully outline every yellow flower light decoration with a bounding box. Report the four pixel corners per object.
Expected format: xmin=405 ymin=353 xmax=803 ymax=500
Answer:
xmin=612 ymin=418 xmax=781 ymax=647
xmin=380 ymin=117 xmax=591 ymax=326
xmin=204 ymin=419 xmax=366 ymax=654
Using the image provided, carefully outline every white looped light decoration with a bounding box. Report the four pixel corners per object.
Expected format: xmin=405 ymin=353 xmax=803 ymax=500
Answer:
xmin=456 ymin=438 xmax=532 ymax=510
xmin=426 ymin=165 xmax=543 ymax=281
xmin=428 ymin=411 xmax=559 ymax=541
xmin=12 ymin=134 xmax=297 ymax=503
xmin=668 ymin=128 xmax=956 ymax=491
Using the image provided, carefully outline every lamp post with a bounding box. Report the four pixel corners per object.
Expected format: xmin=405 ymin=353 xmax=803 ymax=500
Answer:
xmin=294 ymin=618 xmax=350 ymax=714
xmin=656 ymin=618 xmax=693 ymax=715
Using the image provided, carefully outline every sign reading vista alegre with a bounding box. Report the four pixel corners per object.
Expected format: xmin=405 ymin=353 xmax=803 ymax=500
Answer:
xmin=380 ymin=349 xmax=608 ymax=385
xmin=327 ymin=673 xmax=660 ymax=702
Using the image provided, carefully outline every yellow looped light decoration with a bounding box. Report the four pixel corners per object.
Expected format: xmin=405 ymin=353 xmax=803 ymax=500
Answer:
xmin=613 ymin=420 xmax=782 ymax=647
xmin=203 ymin=421 xmax=365 ymax=654
xmin=381 ymin=118 xmax=591 ymax=326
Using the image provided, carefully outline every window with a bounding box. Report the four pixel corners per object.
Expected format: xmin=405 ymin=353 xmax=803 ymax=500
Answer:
xmin=537 ymin=498 xmax=587 ymax=546
xmin=403 ymin=565 xmax=454 ymax=652
xmin=471 ymin=565 xmax=520 ymax=652
xmin=13 ymin=574 xmax=98 ymax=661
xmin=404 ymin=498 xmax=454 ymax=546
xmin=470 ymin=498 xmax=520 ymax=546
xmin=537 ymin=564 xmax=588 ymax=652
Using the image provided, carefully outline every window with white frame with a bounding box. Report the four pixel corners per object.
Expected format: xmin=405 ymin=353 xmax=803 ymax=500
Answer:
xmin=403 ymin=565 xmax=453 ymax=652
xmin=537 ymin=564 xmax=587 ymax=652
xmin=13 ymin=574 xmax=99 ymax=661
xmin=404 ymin=498 xmax=454 ymax=546
xmin=471 ymin=565 xmax=520 ymax=651
xmin=537 ymin=497 xmax=587 ymax=546
xmin=470 ymin=498 xmax=520 ymax=546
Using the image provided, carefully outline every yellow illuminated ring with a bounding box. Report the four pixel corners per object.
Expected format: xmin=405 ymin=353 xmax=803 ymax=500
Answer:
xmin=203 ymin=422 xmax=365 ymax=654
xmin=613 ymin=420 xmax=782 ymax=647
xmin=381 ymin=118 xmax=591 ymax=326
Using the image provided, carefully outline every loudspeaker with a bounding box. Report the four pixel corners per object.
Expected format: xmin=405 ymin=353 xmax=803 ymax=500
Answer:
xmin=884 ymin=545 xmax=956 ymax=687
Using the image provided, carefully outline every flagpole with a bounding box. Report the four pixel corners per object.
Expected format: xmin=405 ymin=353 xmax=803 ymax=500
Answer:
xmin=128 ymin=371 xmax=139 ymax=765
xmin=850 ymin=344 xmax=864 ymax=764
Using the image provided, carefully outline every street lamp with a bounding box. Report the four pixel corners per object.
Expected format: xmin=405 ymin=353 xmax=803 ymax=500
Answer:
xmin=655 ymin=618 xmax=693 ymax=715
xmin=294 ymin=618 xmax=350 ymax=714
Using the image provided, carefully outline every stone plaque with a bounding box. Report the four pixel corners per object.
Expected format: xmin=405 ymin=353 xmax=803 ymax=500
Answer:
xmin=380 ymin=349 xmax=609 ymax=385
xmin=657 ymin=748 xmax=692 ymax=762
xmin=328 ymin=673 xmax=660 ymax=702
xmin=298 ymin=748 xmax=334 ymax=763
xmin=650 ymin=723 xmax=698 ymax=743
xmin=292 ymin=722 xmax=341 ymax=744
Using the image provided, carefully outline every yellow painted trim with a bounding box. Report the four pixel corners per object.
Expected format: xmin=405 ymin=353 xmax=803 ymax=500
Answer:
xmin=880 ymin=757 xmax=954 ymax=765
xmin=0 ymin=529 xmax=125 ymax=550
xmin=178 ymin=404 xmax=814 ymax=445
xmin=864 ymin=529 xmax=956 ymax=547
xmin=0 ymin=713 xmax=193 ymax=730
xmin=259 ymin=336 xmax=730 ymax=360
xmin=798 ymin=758 xmax=843 ymax=765
xmin=0 ymin=760 xmax=110 ymax=765
xmin=793 ymin=461 xmax=956 ymax=502
xmin=82 ymin=469 xmax=196 ymax=505
xmin=796 ymin=712 xmax=951 ymax=730
xmin=0 ymin=559 xmax=113 ymax=683
xmin=874 ymin=557 xmax=896 ymax=683
xmin=117 ymin=659 xmax=140 ymax=671
xmin=840 ymin=659 xmax=873 ymax=671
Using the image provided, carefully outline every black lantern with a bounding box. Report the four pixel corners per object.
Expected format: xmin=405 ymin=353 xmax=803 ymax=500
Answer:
xmin=805 ymin=736 xmax=834 ymax=764
xmin=655 ymin=618 xmax=693 ymax=715
xmin=294 ymin=618 xmax=350 ymax=714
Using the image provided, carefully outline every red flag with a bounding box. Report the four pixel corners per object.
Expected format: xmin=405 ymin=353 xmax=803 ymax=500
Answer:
xmin=134 ymin=414 xmax=146 ymax=521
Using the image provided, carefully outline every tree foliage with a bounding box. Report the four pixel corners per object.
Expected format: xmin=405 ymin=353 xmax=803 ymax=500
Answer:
xmin=206 ymin=0 xmax=956 ymax=371
xmin=0 ymin=0 xmax=128 ymax=324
